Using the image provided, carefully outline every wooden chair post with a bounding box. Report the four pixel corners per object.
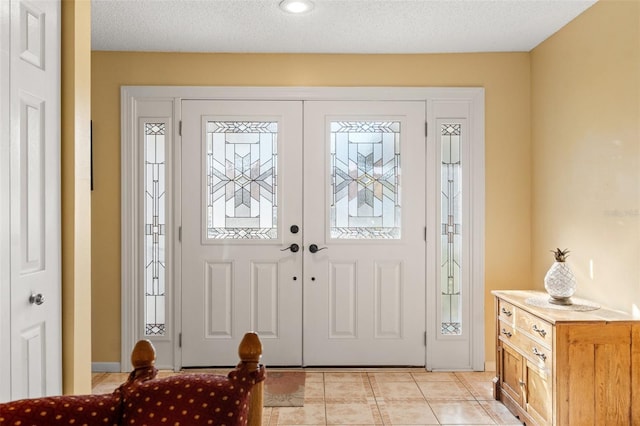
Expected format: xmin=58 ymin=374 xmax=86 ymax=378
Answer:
xmin=130 ymin=339 xmax=156 ymax=379
xmin=238 ymin=332 xmax=263 ymax=426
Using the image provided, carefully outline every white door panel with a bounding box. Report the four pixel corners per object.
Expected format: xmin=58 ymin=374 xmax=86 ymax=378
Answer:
xmin=181 ymin=100 xmax=303 ymax=366
xmin=7 ymin=0 xmax=61 ymax=399
xmin=302 ymin=101 xmax=426 ymax=365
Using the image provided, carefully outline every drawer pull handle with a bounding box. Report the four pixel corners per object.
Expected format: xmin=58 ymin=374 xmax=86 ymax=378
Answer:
xmin=501 ymin=307 xmax=513 ymax=317
xmin=501 ymin=328 xmax=512 ymax=338
xmin=532 ymin=324 xmax=547 ymax=337
xmin=518 ymin=380 xmax=526 ymax=387
xmin=532 ymin=347 xmax=547 ymax=362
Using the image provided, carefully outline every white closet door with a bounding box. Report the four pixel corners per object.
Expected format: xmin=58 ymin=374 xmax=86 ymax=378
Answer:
xmin=6 ymin=0 xmax=61 ymax=400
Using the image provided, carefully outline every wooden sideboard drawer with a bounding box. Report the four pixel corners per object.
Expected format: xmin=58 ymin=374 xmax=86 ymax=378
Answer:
xmin=516 ymin=309 xmax=553 ymax=349
xmin=516 ymin=332 xmax=552 ymax=368
xmin=498 ymin=320 xmax=515 ymax=343
xmin=498 ymin=299 xmax=516 ymax=324
xmin=499 ymin=318 xmax=553 ymax=369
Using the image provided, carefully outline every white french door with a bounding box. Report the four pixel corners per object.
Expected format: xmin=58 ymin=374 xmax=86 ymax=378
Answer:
xmin=302 ymin=101 xmax=426 ymax=365
xmin=181 ymin=100 xmax=303 ymax=366
xmin=181 ymin=99 xmax=426 ymax=366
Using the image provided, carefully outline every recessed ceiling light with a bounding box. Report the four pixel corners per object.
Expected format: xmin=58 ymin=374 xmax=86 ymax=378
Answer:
xmin=279 ymin=0 xmax=314 ymax=14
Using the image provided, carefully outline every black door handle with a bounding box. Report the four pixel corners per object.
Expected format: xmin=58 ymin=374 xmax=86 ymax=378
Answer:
xmin=308 ymin=244 xmax=327 ymax=254
xmin=281 ymin=243 xmax=300 ymax=253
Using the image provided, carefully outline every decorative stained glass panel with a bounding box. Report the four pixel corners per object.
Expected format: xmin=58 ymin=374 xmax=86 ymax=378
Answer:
xmin=330 ymin=121 xmax=401 ymax=239
xmin=144 ymin=122 xmax=166 ymax=336
xmin=441 ymin=123 xmax=462 ymax=335
xmin=206 ymin=121 xmax=278 ymax=239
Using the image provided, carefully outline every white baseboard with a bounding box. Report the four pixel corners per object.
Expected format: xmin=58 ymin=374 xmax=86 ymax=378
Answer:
xmin=484 ymin=361 xmax=496 ymax=372
xmin=92 ymin=362 xmax=121 ymax=373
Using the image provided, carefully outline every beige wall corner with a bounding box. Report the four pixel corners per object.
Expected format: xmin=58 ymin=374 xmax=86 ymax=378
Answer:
xmin=62 ymin=0 xmax=92 ymax=395
xmin=531 ymin=0 xmax=640 ymax=313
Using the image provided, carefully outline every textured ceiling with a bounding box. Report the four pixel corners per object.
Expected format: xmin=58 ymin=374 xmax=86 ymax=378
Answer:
xmin=91 ymin=0 xmax=597 ymax=54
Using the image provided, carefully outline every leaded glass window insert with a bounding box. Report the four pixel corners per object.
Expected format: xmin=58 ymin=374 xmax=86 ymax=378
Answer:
xmin=144 ymin=122 xmax=166 ymax=336
xmin=330 ymin=121 xmax=401 ymax=239
xmin=441 ymin=123 xmax=462 ymax=335
xmin=206 ymin=121 xmax=278 ymax=239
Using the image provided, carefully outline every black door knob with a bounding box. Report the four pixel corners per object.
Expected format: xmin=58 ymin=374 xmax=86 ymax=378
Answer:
xmin=281 ymin=243 xmax=300 ymax=253
xmin=308 ymin=244 xmax=328 ymax=253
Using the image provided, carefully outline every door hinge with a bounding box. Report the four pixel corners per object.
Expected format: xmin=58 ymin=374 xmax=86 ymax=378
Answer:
xmin=179 ymin=332 xmax=182 ymax=348
xmin=424 ymin=331 xmax=427 ymax=346
xmin=178 ymin=226 xmax=182 ymax=242
xmin=424 ymin=227 xmax=427 ymax=242
xmin=179 ymin=120 xmax=182 ymax=136
xmin=425 ymin=122 xmax=428 ymax=137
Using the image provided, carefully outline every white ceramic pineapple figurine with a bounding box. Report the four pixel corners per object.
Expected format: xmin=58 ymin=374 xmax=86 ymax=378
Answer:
xmin=544 ymin=248 xmax=576 ymax=305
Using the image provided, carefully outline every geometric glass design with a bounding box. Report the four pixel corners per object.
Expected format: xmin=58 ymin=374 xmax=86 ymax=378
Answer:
xmin=330 ymin=121 xmax=401 ymax=239
xmin=144 ymin=122 xmax=166 ymax=336
xmin=440 ymin=123 xmax=462 ymax=335
xmin=206 ymin=121 xmax=278 ymax=239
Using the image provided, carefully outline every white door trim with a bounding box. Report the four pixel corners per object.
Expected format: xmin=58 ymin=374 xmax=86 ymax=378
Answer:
xmin=0 ymin=0 xmax=11 ymax=400
xmin=121 ymin=86 xmax=485 ymax=371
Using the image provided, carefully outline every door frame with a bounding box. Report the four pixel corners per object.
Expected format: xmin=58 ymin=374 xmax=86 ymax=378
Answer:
xmin=0 ymin=0 xmax=11 ymax=400
xmin=121 ymin=86 xmax=485 ymax=372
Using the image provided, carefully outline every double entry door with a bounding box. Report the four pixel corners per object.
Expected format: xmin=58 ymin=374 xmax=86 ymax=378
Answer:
xmin=181 ymin=100 xmax=426 ymax=366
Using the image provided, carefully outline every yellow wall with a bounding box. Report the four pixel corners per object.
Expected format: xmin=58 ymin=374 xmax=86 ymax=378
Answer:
xmin=531 ymin=0 xmax=640 ymax=314
xmin=62 ymin=0 xmax=92 ymax=393
xmin=91 ymin=52 xmax=531 ymax=364
xmin=89 ymin=0 xmax=640 ymax=369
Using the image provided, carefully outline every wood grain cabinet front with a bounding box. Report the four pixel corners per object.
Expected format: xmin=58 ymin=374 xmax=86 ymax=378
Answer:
xmin=493 ymin=290 xmax=640 ymax=426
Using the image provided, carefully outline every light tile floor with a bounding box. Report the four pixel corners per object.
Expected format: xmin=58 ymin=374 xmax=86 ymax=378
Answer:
xmin=92 ymin=369 xmax=523 ymax=425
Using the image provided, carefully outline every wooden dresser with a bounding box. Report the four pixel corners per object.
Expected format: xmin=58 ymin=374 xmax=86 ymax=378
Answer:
xmin=492 ymin=290 xmax=640 ymax=425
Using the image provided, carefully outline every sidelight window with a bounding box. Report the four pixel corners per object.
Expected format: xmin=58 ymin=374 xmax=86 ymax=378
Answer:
xmin=144 ymin=122 xmax=166 ymax=336
xmin=440 ymin=123 xmax=462 ymax=336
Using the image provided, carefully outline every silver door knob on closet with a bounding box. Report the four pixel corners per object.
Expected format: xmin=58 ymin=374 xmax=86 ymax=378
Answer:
xmin=29 ymin=293 xmax=45 ymax=305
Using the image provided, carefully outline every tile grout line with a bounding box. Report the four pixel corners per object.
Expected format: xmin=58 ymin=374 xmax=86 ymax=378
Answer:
xmin=323 ymin=372 xmax=328 ymax=426
xmin=412 ymin=373 xmax=443 ymax=425
xmin=366 ymin=373 xmax=388 ymax=425
xmin=454 ymin=371 xmax=499 ymax=425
